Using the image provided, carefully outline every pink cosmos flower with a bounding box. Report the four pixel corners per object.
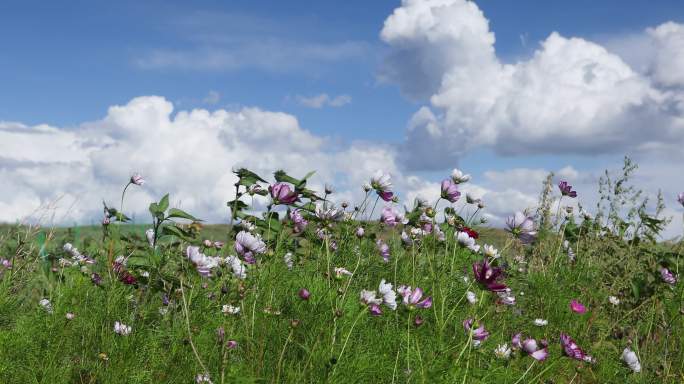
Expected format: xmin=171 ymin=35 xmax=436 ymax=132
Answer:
xmin=440 ymin=179 xmax=461 ymax=203
xmin=269 ymin=182 xmax=298 ymax=205
xmin=130 ymin=173 xmax=145 ymax=186
xmin=505 ymin=212 xmax=537 ymax=244
xmin=380 ymin=206 xmax=405 ymax=227
xmin=661 ymin=267 xmax=677 ymax=285
xmin=558 ymin=181 xmax=577 ymax=198
xmin=370 ymin=171 xmax=394 ymax=201
xmin=463 ymin=318 xmax=489 ymax=346
xmin=570 ymin=299 xmax=587 ymax=314
xmin=472 ymin=258 xmax=507 ymax=292
xmin=290 ymin=209 xmax=308 ymax=233
xmin=512 ymin=333 xmax=548 ymax=361
xmin=376 ymin=240 xmax=390 ymax=263
xmin=560 ymin=333 xmax=594 ymax=363
xmin=397 ymin=286 xmax=432 ymax=309
xmin=298 ymin=288 xmax=310 ymax=301
xmin=234 ymin=231 xmax=267 ymax=264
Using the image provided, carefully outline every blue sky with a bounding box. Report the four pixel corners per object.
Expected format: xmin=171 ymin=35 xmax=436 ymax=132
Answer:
xmin=1 ymin=0 xmax=684 ymax=233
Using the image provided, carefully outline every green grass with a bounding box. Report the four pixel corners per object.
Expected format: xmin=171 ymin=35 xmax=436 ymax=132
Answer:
xmin=0 ymin=222 xmax=681 ymax=383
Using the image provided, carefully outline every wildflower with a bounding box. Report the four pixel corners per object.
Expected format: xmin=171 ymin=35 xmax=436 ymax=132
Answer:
xmin=222 ymin=304 xmax=241 ymax=315
xmin=102 ymin=216 xmax=110 ymax=225
xmin=451 ymin=168 xmax=471 ymax=184
xmin=130 ymin=173 xmax=145 ymax=186
xmin=456 ymin=231 xmax=480 ymax=253
xmin=298 ymin=288 xmax=311 ymax=301
xmin=66 ymin=312 xmax=75 ymax=320
xmin=334 ymin=267 xmax=353 ymax=279
xmin=362 ymin=183 xmax=372 ymax=192
xmin=558 ymin=181 xmax=577 ymax=198
xmin=145 ymin=228 xmax=155 ymax=247
xmin=113 ymin=321 xmax=132 ymax=336
xmin=91 ymin=273 xmax=103 ymax=286
xmin=370 ymin=170 xmax=394 ymax=201
xmin=434 ymin=225 xmax=446 ymax=242
xmin=414 ymin=315 xmax=424 ymax=327
xmin=608 ymin=296 xmax=620 ymax=305
xmin=678 ymin=192 xmax=684 ymax=207
xmin=473 ymin=259 xmax=507 ymax=292
xmin=482 ymin=244 xmax=499 ymax=259
xmin=269 ymin=182 xmax=298 ymax=205
xmin=466 ymin=291 xmax=478 ymax=304
xmin=660 ymin=267 xmax=677 ymax=285
xmin=463 ymin=318 xmax=489 ymax=347
xmin=355 ymin=227 xmax=364 ymax=238
xmin=369 ymin=304 xmax=383 ymax=316
xmin=378 ymin=279 xmax=397 ymax=310
xmin=224 ymin=255 xmax=247 ymax=279
xmin=497 ymin=289 xmax=516 ymax=305
xmin=465 ymin=193 xmax=480 ymax=205
xmin=203 ymin=239 xmax=213 ymax=248
xmin=240 ymin=221 xmax=256 ymax=232
xmin=226 ymin=340 xmax=238 ymax=349
xmin=380 ymin=206 xmax=405 ymax=227
xmin=570 ymin=299 xmax=587 ymax=314
xmin=186 ymin=246 xmax=220 ymax=277
xmin=98 ymin=353 xmax=109 ymax=361
xmin=560 ymin=333 xmax=594 ymax=363
xmin=290 ymin=209 xmax=308 ymax=233
xmin=216 ymin=327 xmax=225 ymax=343
xmin=0 ymin=259 xmax=12 ymax=269
xmin=440 ymin=179 xmax=461 ymax=203
xmin=621 ymin=347 xmax=641 ymax=373
xmin=360 ymin=290 xmax=382 ymax=306
xmin=213 ymin=241 xmax=224 ymax=249
xmin=494 ymin=344 xmax=511 ymax=359
xmin=563 ymin=240 xmax=576 ymax=262
xmin=195 ymin=373 xmax=213 ymax=383
xmin=234 ymin=231 xmax=267 ymax=264
xmin=247 ymin=184 xmax=265 ymax=196
xmin=376 ymin=240 xmax=390 ymax=263
xmin=283 ymin=252 xmax=294 ymax=270
xmin=533 ymin=319 xmax=548 ymax=327
xmin=397 ymin=286 xmax=432 ymax=309
xmin=505 ymin=212 xmax=537 ymax=244
xmin=316 ymin=204 xmax=344 ymax=222
xmin=512 ymin=333 xmax=548 ymax=361
xmin=39 ymin=298 xmax=53 ymax=314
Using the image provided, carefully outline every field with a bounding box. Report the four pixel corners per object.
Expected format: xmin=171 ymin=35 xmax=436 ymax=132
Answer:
xmin=0 ymin=164 xmax=682 ymax=384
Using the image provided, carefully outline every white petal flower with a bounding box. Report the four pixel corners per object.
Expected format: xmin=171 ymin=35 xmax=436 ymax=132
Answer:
xmin=621 ymin=347 xmax=641 ymax=373
xmin=113 ymin=321 xmax=132 ymax=336
xmin=39 ymin=298 xmax=53 ymax=314
xmin=451 ymin=168 xmax=471 ymax=184
xmin=222 ymin=304 xmax=241 ymax=315
xmin=483 ymin=244 xmax=499 ymax=259
xmin=533 ymin=318 xmax=548 ymax=327
xmin=378 ymin=279 xmax=397 ymax=310
xmin=283 ymin=252 xmax=294 ymax=270
xmin=608 ymin=296 xmax=620 ymax=305
xmin=466 ymin=291 xmax=478 ymax=304
xmin=360 ymin=290 xmax=382 ymax=305
xmin=494 ymin=344 xmax=511 ymax=359
xmin=225 ymin=255 xmax=247 ymax=279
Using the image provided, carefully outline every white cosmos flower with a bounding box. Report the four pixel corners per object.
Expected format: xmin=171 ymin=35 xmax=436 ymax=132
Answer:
xmin=113 ymin=321 xmax=132 ymax=336
xmin=483 ymin=244 xmax=499 ymax=259
xmin=145 ymin=228 xmax=155 ymax=247
xmin=494 ymin=344 xmax=511 ymax=359
xmin=533 ymin=318 xmax=548 ymax=327
xmin=195 ymin=373 xmax=213 ymax=383
xmin=360 ymin=289 xmax=382 ymax=305
xmin=222 ymin=304 xmax=241 ymax=315
xmin=378 ymin=279 xmax=397 ymax=310
xmin=621 ymin=347 xmax=641 ymax=373
xmin=370 ymin=170 xmax=392 ymax=192
xmin=186 ymin=246 xmax=220 ymax=277
xmin=224 ymin=255 xmax=247 ymax=280
xmin=283 ymin=252 xmax=294 ymax=270
xmin=451 ymin=168 xmax=471 ymax=184
xmin=466 ymin=291 xmax=478 ymax=304
xmin=334 ymin=267 xmax=353 ymax=278
xmin=609 ymin=296 xmax=620 ymax=305
xmin=39 ymin=298 xmax=53 ymax=314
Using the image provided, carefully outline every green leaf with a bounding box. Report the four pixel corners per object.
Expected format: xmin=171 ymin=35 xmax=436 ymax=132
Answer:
xmin=274 ymin=170 xmax=301 ymax=186
xmin=161 ymin=225 xmax=194 ymax=241
xmin=149 ymin=202 xmax=160 ymax=216
xmin=167 ymin=208 xmax=201 ymax=222
xmin=235 ymin=168 xmax=267 ymax=187
xmin=158 ymin=193 xmax=170 ymax=213
xmin=227 ymin=199 xmax=250 ymax=219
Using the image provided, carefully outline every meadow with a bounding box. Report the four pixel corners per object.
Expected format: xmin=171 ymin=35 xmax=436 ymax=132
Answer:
xmin=0 ymin=158 xmax=682 ymax=383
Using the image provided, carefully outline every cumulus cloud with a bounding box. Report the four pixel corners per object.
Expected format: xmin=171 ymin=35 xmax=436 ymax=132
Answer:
xmin=295 ymin=93 xmax=352 ymax=108
xmin=381 ymin=0 xmax=684 ymax=170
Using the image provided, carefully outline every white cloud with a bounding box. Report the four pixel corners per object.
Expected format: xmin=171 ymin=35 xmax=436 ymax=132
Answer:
xmin=202 ymin=90 xmax=221 ymax=105
xmin=381 ymin=0 xmax=684 ymax=170
xmin=296 ymin=93 xmax=352 ymax=108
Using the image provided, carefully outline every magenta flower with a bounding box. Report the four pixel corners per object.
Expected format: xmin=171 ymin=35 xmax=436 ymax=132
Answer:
xmin=661 ymin=267 xmax=677 ymax=285
xmin=369 ymin=303 xmax=382 ymax=316
xmin=298 ymin=288 xmax=310 ymax=301
xmin=463 ymin=318 xmax=489 ymax=346
xmin=440 ymin=179 xmax=461 ymax=203
xmin=505 ymin=212 xmax=537 ymax=244
xmin=397 ymin=286 xmax=432 ymax=309
xmin=376 ymin=240 xmax=390 ymax=263
xmin=380 ymin=206 xmax=405 ymax=227
xmin=234 ymin=231 xmax=266 ymax=264
xmin=512 ymin=333 xmax=549 ymax=361
xmin=290 ymin=209 xmax=308 ymax=233
xmin=472 ymin=258 xmax=507 ymax=292
xmin=558 ymin=181 xmax=577 ymax=198
xmin=569 ymin=299 xmax=587 ymax=314
xmin=226 ymin=340 xmax=238 ymax=349
xmin=560 ymin=333 xmax=594 ymax=363
xmin=269 ymin=182 xmax=299 ymax=205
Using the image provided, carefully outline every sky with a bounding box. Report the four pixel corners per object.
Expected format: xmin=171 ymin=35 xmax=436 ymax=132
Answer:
xmin=1 ymin=0 xmax=684 ymax=237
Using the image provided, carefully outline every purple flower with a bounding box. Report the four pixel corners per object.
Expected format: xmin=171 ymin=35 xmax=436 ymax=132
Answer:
xmin=216 ymin=326 xmax=225 ymax=343
xmin=558 ymin=181 xmax=577 ymax=198
xmin=234 ymin=231 xmax=266 ymax=264
xmin=298 ymin=288 xmax=310 ymax=301
xmin=560 ymin=333 xmax=594 ymax=363
xmin=472 ymin=259 xmax=507 ymax=292
xmin=513 ymin=333 xmax=548 ymax=361
xmin=90 ymin=273 xmax=102 ymax=286
xmin=661 ymin=267 xmax=677 ymax=285
xmin=570 ymin=299 xmax=587 ymax=314
xmin=380 ymin=206 xmax=404 ymax=227
xmin=463 ymin=318 xmax=489 ymax=346
xmin=370 ymin=171 xmax=394 ymax=202
xmin=290 ymin=209 xmax=308 ymax=233
xmin=678 ymin=192 xmax=684 ymax=207
xmin=226 ymin=340 xmax=238 ymax=349
xmin=440 ymin=179 xmax=461 ymax=203
xmin=269 ymin=182 xmax=299 ymax=205
xmin=355 ymin=227 xmax=365 ymax=238
xmin=369 ymin=303 xmax=383 ymax=316
xmin=130 ymin=173 xmax=145 ymax=186
xmin=505 ymin=212 xmax=537 ymax=244
xmin=397 ymin=286 xmax=432 ymax=309
xmin=376 ymin=240 xmax=390 ymax=263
